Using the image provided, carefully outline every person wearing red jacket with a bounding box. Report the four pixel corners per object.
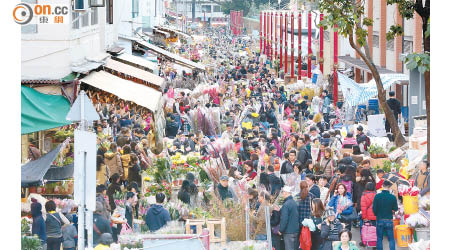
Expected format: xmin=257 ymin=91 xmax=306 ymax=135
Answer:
xmin=359 ymin=182 xmax=377 ymax=247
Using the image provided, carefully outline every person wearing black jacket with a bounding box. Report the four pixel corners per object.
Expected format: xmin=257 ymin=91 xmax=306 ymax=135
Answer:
xmin=267 ymin=165 xmax=282 ymax=196
xmin=385 ymin=91 xmax=402 ymax=138
xmin=296 ymin=138 xmax=311 ymax=170
xmin=280 ymin=150 xmax=299 ymax=175
xmin=127 ymin=154 xmax=141 ymax=186
xmin=270 ymin=205 xmax=283 ymax=250
xmin=177 ymin=180 xmax=191 ymax=204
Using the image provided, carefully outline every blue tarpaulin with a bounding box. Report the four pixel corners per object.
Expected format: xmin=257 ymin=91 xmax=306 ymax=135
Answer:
xmin=338 ymin=73 xmax=409 ymax=107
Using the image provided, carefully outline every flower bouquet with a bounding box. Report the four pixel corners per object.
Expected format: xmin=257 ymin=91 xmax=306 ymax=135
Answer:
xmin=144 ymin=181 xmax=172 ymax=199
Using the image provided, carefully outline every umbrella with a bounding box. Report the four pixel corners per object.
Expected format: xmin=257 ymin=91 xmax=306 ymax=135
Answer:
xmin=383 ymin=172 xmax=410 ymax=186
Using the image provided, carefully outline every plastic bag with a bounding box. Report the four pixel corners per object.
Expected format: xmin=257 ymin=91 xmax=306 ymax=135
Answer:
xmin=299 ymin=226 xmax=312 ymax=250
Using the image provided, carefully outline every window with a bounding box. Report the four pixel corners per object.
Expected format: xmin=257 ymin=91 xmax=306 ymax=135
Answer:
xmin=106 ymin=0 xmax=113 ymax=24
xmin=373 ymin=35 xmax=379 ymax=48
xmin=72 ymin=11 xmax=80 ymax=29
xmin=386 ymin=37 xmax=394 ymax=51
xmin=91 ymin=7 xmax=98 ymax=25
xmin=202 ymin=5 xmax=211 ymax=13
xmin=403 ymin=40 xmax=413 ymax=54
xmin=82 ymin=10 xmax=89 ymax=27
xmin=213 ymin=5 xmax=221 ymax=12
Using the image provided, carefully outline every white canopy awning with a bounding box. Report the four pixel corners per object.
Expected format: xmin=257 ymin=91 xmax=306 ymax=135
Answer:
xmin=104 ymin=58 xmax=164 ymax=90
xmin=135 ymin=40 xmax=206 ymax=71
xmin=115 ymin=53 xmax=158 ymax=73
xmin=80 ymin=71 xmax=162 ymax=112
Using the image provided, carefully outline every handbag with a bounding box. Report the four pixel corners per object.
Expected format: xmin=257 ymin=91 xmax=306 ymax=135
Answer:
xmin=299 ymin=226 xmax=312 ymax=250
xmin=340 ymin=207 xmax=358 ymax=221
xmin=120 ymin=222 xmax=133 ymax=234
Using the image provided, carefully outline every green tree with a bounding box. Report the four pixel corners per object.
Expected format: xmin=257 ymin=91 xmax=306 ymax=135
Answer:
xmin=318 ymin=0 xmax=406 ymax=147
xmin=386 ymin=0 xmax=430 ymax=160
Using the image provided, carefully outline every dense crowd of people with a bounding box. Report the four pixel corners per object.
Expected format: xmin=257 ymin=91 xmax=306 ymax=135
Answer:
xmin=28 ymin=25 xmax=430 ymax=250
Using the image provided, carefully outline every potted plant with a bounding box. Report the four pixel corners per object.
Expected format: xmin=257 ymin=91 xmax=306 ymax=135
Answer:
xmin=21 ymin=235 xmax=41 ymax=250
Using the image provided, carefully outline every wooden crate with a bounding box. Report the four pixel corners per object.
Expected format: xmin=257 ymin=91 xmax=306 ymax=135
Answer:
xmin=185 ymin=219 xmax=206 ymax=235
xmin=206 ymin=218 xmax=226 ymax=244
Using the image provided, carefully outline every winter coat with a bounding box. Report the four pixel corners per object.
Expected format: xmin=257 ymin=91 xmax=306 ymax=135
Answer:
xmin=320 ymin=219 xmax=343 ymax=250
xmin=218 ymin=183 xmax=233 ymax=200
xmin=106 ymin=183 xmax=122 ymax=211
xmin=320 ymin=157 xmax=336 ymax=178
xmin=31 ymin=202 xmax=46 ymax=243
xmin=297 ymin=145 xmax=311 ymax=170
xmin=360 ymin=191 xmax=377 ymax=221
xmin=279 ymin=196 xmax=300 ymax=234
xmin=268 ymin=173 xmax=282 ymax=195
xmin=145 ymin=204 xmax=171 ymax=232
xmin=104 ymin=151 xmax=123 ymax=177
xmin=93 ymin=213 xmax=112 ymax=246
xmin=128 ymin=163 xmax=141 ymax=184
xmin=327 ymin=192 xmax=353 ymax=217
xmin=253 ymin=201 xmax=271 ymax=235
xmin=120 ymin=154 xmax=131 ymax=180
xmin=96 ymin=164 xmax=110 ymax=186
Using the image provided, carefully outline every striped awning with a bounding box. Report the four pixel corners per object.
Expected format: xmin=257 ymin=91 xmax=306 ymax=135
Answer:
xmin=338 ymin=72 xmax=409 ymax=107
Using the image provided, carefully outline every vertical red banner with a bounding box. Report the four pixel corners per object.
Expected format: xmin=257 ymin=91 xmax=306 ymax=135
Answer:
xmin=320 ymin=13 xmax=324 ymax=73
xmin=284 ymin=12 xmax=288 ymax=74
xmin=260 ymin=12 xmax=262 ymax=53
xmin=280 ymin=12 xmax=283 ymax=69
xmin=291 ymin=12 xmax=294 ymax=78
xmin=270 ymin=12 xmax=273 ymax=60
xmin=308 ymin=11 xmax=312 ymax=78
xmin=275 ymin=12 xmax=278 ymax=61
xmin=333 ymin=24 xmax=338 ymax=106
xmin=263 ymin=12 xmax=266 ymax=55
xmin=298 ymin=12 xmax=302 ymax=80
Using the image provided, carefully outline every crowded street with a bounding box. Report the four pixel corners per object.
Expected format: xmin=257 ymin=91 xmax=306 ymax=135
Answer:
xmin=18 ymin=1 xmax=431 ymax=250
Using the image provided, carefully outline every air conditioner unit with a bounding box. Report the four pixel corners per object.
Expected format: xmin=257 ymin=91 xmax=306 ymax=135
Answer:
xmin=73 ymin=0 xmax=88 ymax=11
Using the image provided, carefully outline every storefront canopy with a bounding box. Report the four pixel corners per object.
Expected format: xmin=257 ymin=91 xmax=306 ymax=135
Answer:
xmin=135 ymin=40 xmax=206 ymax=71
xmin=43 ymin=163 xmax=74 ymax=182
xmin=21 ymin=86 xmax=73 ymax=134
xmin=104 ymin=58 xmax=165 ymax=90
xmin=21 ymin=144 xmax=62 ymax=187
xmin=114 ymin=53 xmax=159 ymax=73
xmin=80 ymin=71 xmax=162 ymax=112
xmin=338 ymin=72 xmax=409 ymax=107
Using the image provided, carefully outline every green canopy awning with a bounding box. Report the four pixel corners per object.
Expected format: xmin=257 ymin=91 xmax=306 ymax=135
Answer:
xmin=21 ymin=86 xmax=73 ymax=134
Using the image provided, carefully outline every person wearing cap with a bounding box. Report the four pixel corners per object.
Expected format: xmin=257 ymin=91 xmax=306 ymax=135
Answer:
xmin=218 ymin=175 xmax=233 ymax=200
xmin=279 ymin=186 xmax=300 ymax=250
xmin=93 ymin=201 xmax=112 ymax=246
xmin=372 ymin=180 xmax=398 ymax=250
xmin=145 ymin=193 xmax=171 ymax=232
xmin=320 ymin=207 xmax=343 ymax=250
